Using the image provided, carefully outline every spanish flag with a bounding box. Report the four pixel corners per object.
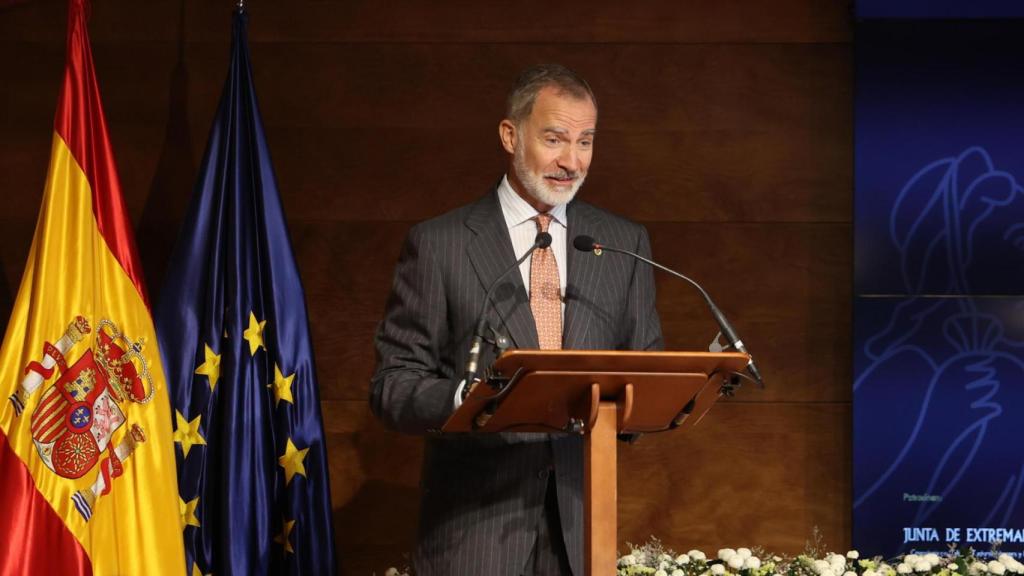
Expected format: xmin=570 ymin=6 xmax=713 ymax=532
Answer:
xmin=0 ymin=1 xmax=187 ymax=574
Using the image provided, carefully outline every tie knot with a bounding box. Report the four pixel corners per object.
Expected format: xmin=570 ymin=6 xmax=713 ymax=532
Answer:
xmin=535 ymin=213 xmax=553 ymax=233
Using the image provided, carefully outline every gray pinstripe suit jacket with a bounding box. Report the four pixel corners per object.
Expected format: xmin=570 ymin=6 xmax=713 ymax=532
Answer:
xmin=370 ymin=187 xmax=663 ymax=576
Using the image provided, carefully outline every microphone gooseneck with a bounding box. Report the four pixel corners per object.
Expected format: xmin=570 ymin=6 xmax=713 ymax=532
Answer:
xmin=572 ymin=234 xmax=763 ymax=386
xmin=464 ymin=232 xmax=552 ymax=389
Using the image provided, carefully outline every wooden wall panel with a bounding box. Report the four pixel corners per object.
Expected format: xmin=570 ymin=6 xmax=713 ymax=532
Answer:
xmin=0 ymin=0 xmax=851 ymax=44
xmin=619 ymin=402 xmax=852 ymax=555
xmin=3 ymin=41 xmax=851 ymax=224
xmin=0 ymin=0 xmax=854 ymax=573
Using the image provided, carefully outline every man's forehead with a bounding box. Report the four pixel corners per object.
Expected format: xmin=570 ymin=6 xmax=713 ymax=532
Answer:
xmin=529 ymin=87 xmax=597 ymax=129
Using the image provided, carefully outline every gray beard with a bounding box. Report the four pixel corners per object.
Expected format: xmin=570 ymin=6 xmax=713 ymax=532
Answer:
xmin=512 ymin=149 xmax=586 ymax=208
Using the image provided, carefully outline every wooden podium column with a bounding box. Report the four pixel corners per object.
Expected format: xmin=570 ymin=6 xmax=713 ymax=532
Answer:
xmin=584 ymin=400 xmax=618 ymax=576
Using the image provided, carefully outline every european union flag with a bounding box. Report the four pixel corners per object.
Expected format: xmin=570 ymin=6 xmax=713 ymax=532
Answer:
xmin=155 ymin=8 xmax=336 ymax=575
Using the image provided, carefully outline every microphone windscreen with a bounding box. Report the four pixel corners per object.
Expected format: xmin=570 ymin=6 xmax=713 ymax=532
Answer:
xmin=536 ymin=232 xmax=553 ymax=249
xmin=573 ymin=235 xmax=596 ymax=252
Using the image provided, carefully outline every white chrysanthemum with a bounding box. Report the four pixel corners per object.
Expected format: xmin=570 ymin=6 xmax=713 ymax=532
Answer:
xmin=712 ymin=563 xmax=727 ymax=575
xmin=745 ymin=557 xmax=762 ymax=570
xmin=864 ymin=569 xmax=878 ymax=576
xmin=673 ymin=571 xmax=686 ymax=576
xmin=914 ymin=561 xmax=933 ymax=572
xmin=898 ymin=563 xmax=913 ymax=574
xmin=905 ymin=556 xmax=921 ymax=565
xmin=621 ymin=555 xmax=637 ymax=567
xmin=988 ymin=561 xmax=1006 ymax=576
xmin=848 ymin=552 xmax=861 ymax=560
xmin=969 ymin=562 xmax=989 ymax=575
xmin=815 ymin=559 xmax=833 ymax=574
xmin=925 ymin=555 xmax=941 ymax=565
xmin=720 ymin=549 xmax=738 ymax=561
xmin=728 ymin=557 xmax=745 ymax=570
xmin=738 ymin=548 xmax=753 ymax=559
xmin=656 ymin=570 xmax=669 ymax=576
xmin=677 ymin=555 xmax=692 ymax=565
xmin=844 ymin=571 xmax=857 ymax=576
xmin=690 ymin=551 xmax=708 ymax=562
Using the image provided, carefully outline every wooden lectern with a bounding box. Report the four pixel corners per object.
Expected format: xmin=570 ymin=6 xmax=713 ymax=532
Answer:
xmin=442 ymin=349 xmax=750 ymax=576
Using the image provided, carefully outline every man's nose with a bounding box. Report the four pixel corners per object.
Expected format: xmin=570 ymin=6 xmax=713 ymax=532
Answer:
xmin=557 ymin=146 xmax=579 ymax=172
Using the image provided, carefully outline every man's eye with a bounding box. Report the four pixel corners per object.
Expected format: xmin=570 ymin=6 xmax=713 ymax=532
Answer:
xmin=579 ymin=140 xmax=593 ymax=148
xmin=546 ymin=138 xmax=560 ymax=145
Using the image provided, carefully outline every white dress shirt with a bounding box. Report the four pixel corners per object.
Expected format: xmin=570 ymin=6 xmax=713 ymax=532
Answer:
xmin=496 ymin=175 xmax=568 ymax=310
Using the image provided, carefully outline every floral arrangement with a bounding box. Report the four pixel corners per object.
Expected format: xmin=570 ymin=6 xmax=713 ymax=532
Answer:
xmin=616 ymin=539 xmax=1024 ymax=576
xmin=381 ymin=536 xmax=1024 ymax=576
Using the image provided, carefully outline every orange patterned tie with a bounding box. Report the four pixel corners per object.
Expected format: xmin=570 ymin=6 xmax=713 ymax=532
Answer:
xmin=530 ymin=214 xmax=562 ymax=350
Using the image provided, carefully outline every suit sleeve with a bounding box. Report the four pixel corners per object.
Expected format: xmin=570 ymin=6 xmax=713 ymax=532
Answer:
xmin=622 ymin=224 xmax=664 ymax=351
xmin=370 ymin=224 xmax=458 ymax=434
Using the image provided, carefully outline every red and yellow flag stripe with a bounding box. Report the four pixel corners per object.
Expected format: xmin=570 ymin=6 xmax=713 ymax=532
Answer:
xmin=0 ymin=1 xmax=186 ymax=574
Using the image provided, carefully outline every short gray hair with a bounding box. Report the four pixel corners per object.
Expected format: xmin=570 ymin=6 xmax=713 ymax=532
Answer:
xmin=505 ymin=63 xmax=597 ymax=125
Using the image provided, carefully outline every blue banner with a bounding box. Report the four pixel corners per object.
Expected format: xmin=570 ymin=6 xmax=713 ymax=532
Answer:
xmin=155 ymin=9 xmax=336 ymax=575
xmin=854 ymin=20 xmax=1024 ymax=559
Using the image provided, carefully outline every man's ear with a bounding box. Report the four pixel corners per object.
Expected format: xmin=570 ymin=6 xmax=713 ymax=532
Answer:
xmin=498 ymin=119 xmax=517 ymax=154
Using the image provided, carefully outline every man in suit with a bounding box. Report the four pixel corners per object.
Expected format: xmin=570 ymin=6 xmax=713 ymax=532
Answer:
xmin=371 ymin=63 xmax=663 ymax=576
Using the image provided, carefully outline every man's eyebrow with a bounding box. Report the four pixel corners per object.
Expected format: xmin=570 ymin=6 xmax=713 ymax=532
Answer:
xmin=541 ymin=127 xmax=597 ymax=136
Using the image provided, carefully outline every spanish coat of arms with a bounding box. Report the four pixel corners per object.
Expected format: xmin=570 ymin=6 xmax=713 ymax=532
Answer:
xmin=8 ymin=315 xmax=153 ymax=521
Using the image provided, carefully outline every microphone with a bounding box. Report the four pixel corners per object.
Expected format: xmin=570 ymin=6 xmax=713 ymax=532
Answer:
xmin=463 ymin=232 xmax=553 ymax=390
xmin=572 ymin=235 xmax=763 ymax=386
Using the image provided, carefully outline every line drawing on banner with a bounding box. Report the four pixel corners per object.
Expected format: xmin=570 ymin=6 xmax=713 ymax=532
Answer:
xmin=854 ymin=146 xmax=1024 ymax=545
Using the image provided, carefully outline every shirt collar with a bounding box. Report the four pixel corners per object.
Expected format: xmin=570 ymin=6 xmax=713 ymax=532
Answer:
xmin=497 ymin=175 xmax=568 ymax=230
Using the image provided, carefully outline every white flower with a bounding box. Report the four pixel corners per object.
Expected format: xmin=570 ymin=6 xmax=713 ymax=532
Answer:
xmin=969 ymin=562 xmax=989 ymax=575
xmin=848 ymin=552 xmax=861 ymax=560
xmin=905 ymin=556 xmax=922 ymax=565
xmin=729 ymin=557 xmax=745 ymax=570
xmin=621 ymin=555 xmax=637 ymax=567
xmin=677 ymin=555 xmax=692 ymax=565
xmin=656 ymin=570 xmax=669 ymax=576
xmin=898 ymin=563 xmax=913 ymax=574
xmin=988 ymin=562 xmax=1006 ymax=576
xmin=924 ymin=555 xmax=941 ymax=566
xmin=745 ymin=558 xmax=763 ymax=570
xmin=738 ymin=548 xmax=753 ymax=559
xmin=720 ymin=549 xmax=738 ymax=561
xmin=712 ymin=563 xmax=727 ymax=575
xmin=914 ymin=561 xmax=933 ymax=572
xmin=815 ymin=560 xmax=833 ymax=574
xmin=690 ymin=551 xmax=708 ymax=562
xmin=844 ymin=571 xmax=858 ymax=576
xmin=864 ymin=570 xmax=878 ymax=576
xmin=673 ymin=571 xmax=686 ymax=576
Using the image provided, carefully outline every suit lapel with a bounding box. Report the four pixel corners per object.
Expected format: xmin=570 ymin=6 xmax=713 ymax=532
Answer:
xmin=564 ymin=201 xmax=606 ymax=350
xmin=465 ymin=191 xmax=539 ymax=350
